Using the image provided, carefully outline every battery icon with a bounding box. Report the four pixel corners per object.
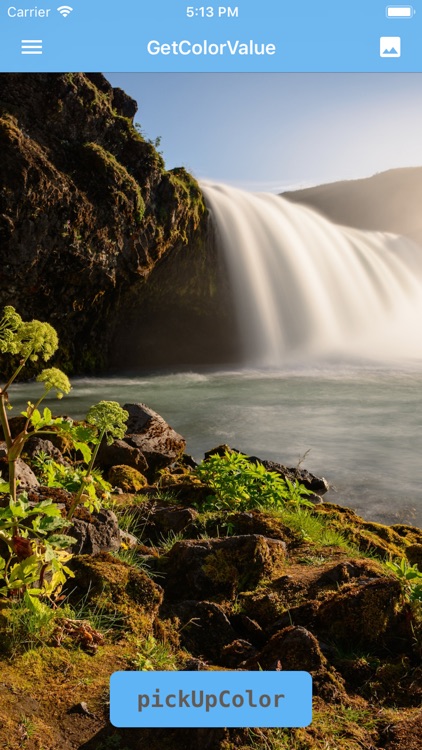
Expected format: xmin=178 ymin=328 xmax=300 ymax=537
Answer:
xmin=386 ymin=5 xmax=415 ymax=17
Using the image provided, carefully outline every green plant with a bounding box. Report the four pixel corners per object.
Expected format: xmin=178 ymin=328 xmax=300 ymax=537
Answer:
xmin=66 ymin=401 xmax=128 ymax=519
xmin=193 ymin=450 xmax=312 ymax=512
xmin=0 ymin=493 xmax=75 ymax=598
xmin=2 ymin=591 xmax=69 ymax=654
xmin=111 ymin=547 xmax=149 ymax=574
xmin=385 ymin=558 xmax=422 ymax=602
xmin=33 ymin=453 xmax=112 ymax=506
xmin=0 ymin=308 xmax=78 ymax=599
xmin=0 ymin=307 xmax=129 ymax=601
xmin=157 ymin=530 xmax=185 ymax=553
xmin=132 ymin=635 xmax=179 ymax=671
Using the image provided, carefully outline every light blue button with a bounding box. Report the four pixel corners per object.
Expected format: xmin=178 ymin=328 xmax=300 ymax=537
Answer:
xmin=110 ymin=671 xmax=312 ymax=728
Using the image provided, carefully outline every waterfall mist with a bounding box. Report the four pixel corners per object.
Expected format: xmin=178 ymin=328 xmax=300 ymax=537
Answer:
xmin=202 ymin=182 xmax=422 ymax=366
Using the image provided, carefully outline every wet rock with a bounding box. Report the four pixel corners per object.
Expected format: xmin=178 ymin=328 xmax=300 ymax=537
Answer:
xmin=166 ymin=600 xmax=237 ymax=662
xmin=96 ymin=403 xmax=186 ymax=481
xmin=108 ymin=464 xmax=147 ymax=493
xmin=162 ymin=535 xmax=287 ymax=601
xmin=69 ymin=509 xmax=121 ymax=556
xmin=315 ymin=577 xmax=402 ymax=645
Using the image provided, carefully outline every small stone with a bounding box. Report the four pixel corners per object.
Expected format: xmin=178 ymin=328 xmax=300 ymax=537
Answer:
xmin=67 ymin=702 xmax=95 ymax=718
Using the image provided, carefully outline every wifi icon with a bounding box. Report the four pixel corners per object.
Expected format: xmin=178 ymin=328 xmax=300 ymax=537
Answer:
xmin=57 ymin=5 xmax=73 ymax=17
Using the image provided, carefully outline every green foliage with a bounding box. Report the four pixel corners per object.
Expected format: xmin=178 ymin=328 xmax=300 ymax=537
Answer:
xmin=386 ymin=558 xmax=422 ymax=602
xmin=66 ymin=401 xmax=129 ymax=520
xmin=0 ymin=493 xmax=75 ymax=598
xmin=2 ymin=592 xmax=64 ymax=653
xmin=33 ymin=453 xmax=111 ymax=513
xmin=132 ymin=635 xmax=179 ymax=671
xmin=157 ymin=530 xmax=185 ymax=553
xmin=194 ymin=451 xmax=312 ymax=512
xmin=0 ymin=306 xmax=58 ymax=363
xmin=86 ymin=400 xmax=129 ymax=445
xmin=36 ymin=367 xmax=71 ymax=399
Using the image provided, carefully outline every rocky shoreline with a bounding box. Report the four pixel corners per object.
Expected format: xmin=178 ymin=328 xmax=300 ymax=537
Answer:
xmin=0 ymin=402 xmax=421 ymax=750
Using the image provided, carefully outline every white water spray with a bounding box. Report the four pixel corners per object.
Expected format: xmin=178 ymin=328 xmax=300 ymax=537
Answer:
xmin=202 ymin=182 xmax=422 ymax=365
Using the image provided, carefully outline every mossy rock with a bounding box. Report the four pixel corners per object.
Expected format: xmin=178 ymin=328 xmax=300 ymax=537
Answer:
xmin=162 ymin=535 xmax=287 ymax=602
xmin=314 ymin=503 xmax=419 ymax=558
xmin=109 ymin=464 xmax=148 ymax=493
xmin=69 ymin=552 xmax=163 ymax=634
xmin=315 ymin=576 xmax=402 ymax=645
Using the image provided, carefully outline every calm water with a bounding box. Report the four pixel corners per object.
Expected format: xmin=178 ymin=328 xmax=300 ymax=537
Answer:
xmin=10 ymin=362 xmax=422 ymax=528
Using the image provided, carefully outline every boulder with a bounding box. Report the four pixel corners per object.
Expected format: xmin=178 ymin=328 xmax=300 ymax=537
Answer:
xmin=315 ymin=577 xmax=402 ymax=645
xmin=166 ymin=600 xmax=237 ymax=662
xmin=69 ymin=509 xmax=121 ymax=555
xmin=69 ymin=552 xmax=163 ymax=634
xmin=95 ymin=438 xmax=148 ymax=474
xmin=162 ymin=535 xmax=287 ymax=601
xmin=140 ymin=505 xmax=198 ymax=544
xmin=108 ymin=464 xmax=148 ymax=493
xmin=0 ymin=445 xmax=39 ymax=490
xmin=243 ymin=625 xmax=325 ymax=671
xmin=96 ymin=403 xmax=186 ymax=481
xmin=203 ymin=445 xmax=329 ymax=495
xmin=24 ymin=436 xmax=66 ymax=464
xmin=249 ymin=457 xmax=329 ymax=496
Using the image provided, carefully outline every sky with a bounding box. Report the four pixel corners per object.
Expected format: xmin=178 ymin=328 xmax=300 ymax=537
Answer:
xmin=107 ymin=73 xmax=422 ymax=192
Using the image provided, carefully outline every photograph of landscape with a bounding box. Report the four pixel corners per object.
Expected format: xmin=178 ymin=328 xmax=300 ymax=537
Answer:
xmin=0 ymin=72 xmax=421 ymax=749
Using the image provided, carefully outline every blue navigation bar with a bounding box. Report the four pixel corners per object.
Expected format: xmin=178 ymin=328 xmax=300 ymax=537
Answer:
xmin=0 ymin=0 xmax=421 ymax=72
xmin=110 ymin=671 xmax=312 ymax=728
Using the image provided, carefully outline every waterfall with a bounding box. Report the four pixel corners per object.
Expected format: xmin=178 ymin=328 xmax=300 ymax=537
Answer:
xmin=201 ymin=182 xmax=422 ymax=365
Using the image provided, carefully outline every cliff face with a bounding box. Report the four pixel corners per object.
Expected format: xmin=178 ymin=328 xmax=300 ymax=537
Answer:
xmin=0 ymin=73 xmax=231 ymax=374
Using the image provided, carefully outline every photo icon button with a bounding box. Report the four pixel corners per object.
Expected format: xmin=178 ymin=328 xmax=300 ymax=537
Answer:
xmin=380 ymin=36 xmax=401 ymax=57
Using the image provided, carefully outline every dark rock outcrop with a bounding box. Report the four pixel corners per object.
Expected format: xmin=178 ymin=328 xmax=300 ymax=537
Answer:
xmin=0 ymin=73 xmax=236 ymax=374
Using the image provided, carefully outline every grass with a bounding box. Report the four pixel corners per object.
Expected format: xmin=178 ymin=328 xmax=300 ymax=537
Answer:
xmin=267 ymin=506 xmax=357 ymax=552
xmin=130 ymin=635 xmax=180 ymax=671
xmin=69 ymin=585 xmax=126 ymax=635
xmin=157 ymin=530 xmax=185 ymax=553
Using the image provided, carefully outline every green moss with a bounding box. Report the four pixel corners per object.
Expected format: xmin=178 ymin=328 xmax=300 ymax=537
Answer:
xmin=109 ymin=464 xmax=148 ymax=493
xmin=314 ymin=503 xmax=415 ymax=558
xmin=70 ymin=552 xmax=163 ymax=635
xmin=82 ymin=142 xmax=145 ymax=223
